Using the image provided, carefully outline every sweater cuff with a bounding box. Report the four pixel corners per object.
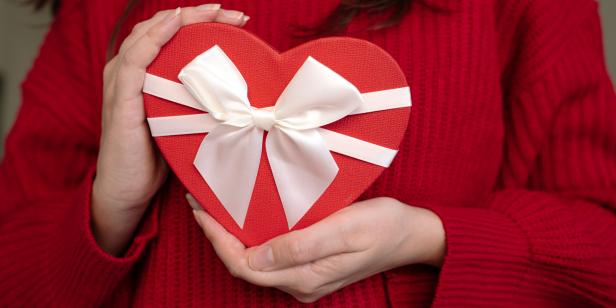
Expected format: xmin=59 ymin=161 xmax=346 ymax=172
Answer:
xmin=427 ymin=205 xmax=531 ymax=306
xmin=56 ymin=166 xmax=159 ymax=303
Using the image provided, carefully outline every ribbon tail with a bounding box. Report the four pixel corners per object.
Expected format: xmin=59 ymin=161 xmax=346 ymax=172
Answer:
xmin=195 ymin=124 xmax=263 ymax=229
xmin=266 ymin=127 xmax=338 ymax=229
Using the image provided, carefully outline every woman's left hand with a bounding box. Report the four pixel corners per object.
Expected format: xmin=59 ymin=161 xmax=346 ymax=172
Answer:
xmin=187 ymin=195 xmax=446 ymax=303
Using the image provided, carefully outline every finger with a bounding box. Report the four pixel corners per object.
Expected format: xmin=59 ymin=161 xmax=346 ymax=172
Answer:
xmin=185 ymin=193 xmax=202 ymax=211
xmin=113 ymin=8 xmax=182 ymax=105
xmin=180 ymin=4 xmax=222 ymax=24
xmin=192 ymin=208 xmax=295 ymax=286
xmin=189 ymin=203 xmax=310 ymax=288
xmin=191 ymin=207 xmax=249 ymax=276
xmin=118 ymin=4 xmax=222 ymax=56
xmin=215 ymin=9 xmax=250 ymax=26
xmin=120 ymin=4 xmax=227 ymax=69
xmin=239 ymin=15 xmax=251 ymax=27
xmin=103 ymin=56 xmax=119 ymax=99
xmin=118 ymin=10 xmax=170 ymax=56
xmin=247 ymin=216 xmax=355 ymax=271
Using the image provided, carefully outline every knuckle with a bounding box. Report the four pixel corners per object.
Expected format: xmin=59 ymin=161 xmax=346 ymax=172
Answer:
xmin=287 ymin=239 xmax=306 ymax=264
xmin=120 ymin=46 xmax=146 ymax=69
xmin=117 ymin=42 xmax=131 ymax=56
xmin=338 ymin=225 xmax=355 ymax=251
xmin=226 ymin=264 xmax=242 ymax=278
xmin=295 ymin=282 xmax=333 ymax=303
xmin=153 ymin=10 xmax=169 ymax=19
xmin=337 ymin=216 xmax=363 ymax=250
xmin=144 ymin=27 xmax=164 ymax=47
xmin=103 ymin=60 xmax=115 ymax=79
xmin=120 ymin=52 xmax=135 ymax=68
xmin=295 ymin=297 xmax=309 ymax=304
xmin=307 ymin=261 xmax=333 ymax=278
xmin=131 ymin=21 xmax=146 ymax=33
xmin=143 ymin=27 xmax=157 ymax=42
xmin=295 ymin=282 xmax=317 ymax=296
xmin=293 ymin=292 xmax=319 ymax=304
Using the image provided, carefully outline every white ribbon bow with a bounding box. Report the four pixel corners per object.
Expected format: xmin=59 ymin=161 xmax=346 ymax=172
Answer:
xmin=181 ymin=45 xmax=364 ymax=229
xmin=144 ymin=45 xmax=411 ymax=229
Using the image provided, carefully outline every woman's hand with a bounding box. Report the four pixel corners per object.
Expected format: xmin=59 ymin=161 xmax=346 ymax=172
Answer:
xmin=92 ymin=4 xmax=250 ymax=256
xmin=187 ymin=195 xmax=446 ymax=303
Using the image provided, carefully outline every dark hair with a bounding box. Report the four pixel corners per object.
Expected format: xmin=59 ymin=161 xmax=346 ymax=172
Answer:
xmin=26 ymin=0 xmax=61 ymax=15
xmin=31 ymin=0 xmax=412 ymax=58
xmin=303 ymin=0 xmax=412 ymax=35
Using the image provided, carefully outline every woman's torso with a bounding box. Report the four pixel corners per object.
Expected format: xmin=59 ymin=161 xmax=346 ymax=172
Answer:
xmin=90 ymin=0 xmax=509 ymax=306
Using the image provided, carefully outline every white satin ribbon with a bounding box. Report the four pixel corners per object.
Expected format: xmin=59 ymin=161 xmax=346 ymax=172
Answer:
xmin=144 ymin=45 xmax=411 ymax=229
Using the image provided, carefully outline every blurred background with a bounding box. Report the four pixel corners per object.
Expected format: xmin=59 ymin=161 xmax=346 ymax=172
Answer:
xmin=0 ymin=1 xmax=615 ymax=157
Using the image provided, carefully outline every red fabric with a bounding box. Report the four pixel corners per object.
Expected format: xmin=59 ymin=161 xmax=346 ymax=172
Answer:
xmin=1 ymin=0 xmax=615 ymax=306
xmin=144 ymin=23 xmax=410 ymax=246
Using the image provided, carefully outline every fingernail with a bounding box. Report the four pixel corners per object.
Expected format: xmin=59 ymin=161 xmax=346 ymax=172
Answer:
xmin=242 ymin=15 xmax=250 ymax=23
xmin=197 ymin=3 xmax=221 ymax=11
xmin=186 ymin=193 xmax=202 ymax=210
xmin=222 ymin=9 xmax=244 ymax=19
xmin=193 ymin=209 xmax=203 ymax=228
xmin=164 ymin=7 xmax=181 ymax=23
xmin=249 ymin=245 xmax=274 ymax=270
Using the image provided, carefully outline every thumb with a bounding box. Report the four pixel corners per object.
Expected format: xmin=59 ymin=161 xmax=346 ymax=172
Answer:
xmin=247 ymin=217 xmax=352 ymax=271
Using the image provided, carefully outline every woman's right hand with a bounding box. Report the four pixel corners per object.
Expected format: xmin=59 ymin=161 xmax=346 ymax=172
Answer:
xmin=92 ymin=4 xmax=250 ymax=256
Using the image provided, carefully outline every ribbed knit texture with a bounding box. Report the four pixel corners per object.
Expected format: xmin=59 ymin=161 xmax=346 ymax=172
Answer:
xmin=1 ymin=0 xmax=615 ymax=307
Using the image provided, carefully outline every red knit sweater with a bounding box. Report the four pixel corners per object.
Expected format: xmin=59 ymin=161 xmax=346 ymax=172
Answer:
xmin=1 ymin=0 xmax=615 ymax=306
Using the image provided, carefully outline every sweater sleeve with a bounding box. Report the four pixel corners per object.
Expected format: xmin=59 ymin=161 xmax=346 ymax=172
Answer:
xmin=0 ymin=1 xmax=159 ymax=306
xmin=430 ymin=1 xmax=616 ymax=306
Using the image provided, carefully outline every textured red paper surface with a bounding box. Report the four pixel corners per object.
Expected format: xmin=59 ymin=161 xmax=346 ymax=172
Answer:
xmin=144 ymin=23 xmax=410 ymax=246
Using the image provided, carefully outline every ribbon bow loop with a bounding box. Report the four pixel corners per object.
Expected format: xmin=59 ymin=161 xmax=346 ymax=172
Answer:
xmin=273 ymin=56 xmax=363 ymax=130
xmin=179 ymin=45 xmax=252 ymax=126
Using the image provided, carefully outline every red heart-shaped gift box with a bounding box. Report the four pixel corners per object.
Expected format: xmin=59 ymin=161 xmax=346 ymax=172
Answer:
xmin=144 ymin=23 xmax=410 ymax=246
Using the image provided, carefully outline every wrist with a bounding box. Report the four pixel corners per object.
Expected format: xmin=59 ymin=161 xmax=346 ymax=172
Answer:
xmin=91 ymin=179 xmax=149 ymax=256
xmin=92 ymin=175 xmax=152 ymax=212
xmin=400 ymin=204 xmax=446 ymax=267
